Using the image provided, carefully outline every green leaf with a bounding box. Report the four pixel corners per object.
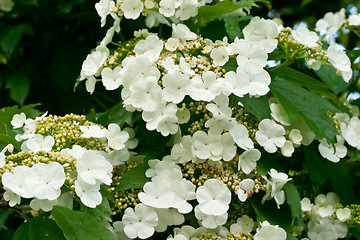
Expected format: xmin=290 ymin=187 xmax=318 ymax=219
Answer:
xmin=13 ymin=218 xmax=65 ymax=240
xmin=197 ymin=0 xmax=242 ymax=27
xmin=315 ymin=64 xmax=350 ymax=94
xmin=283 ymin=182 xmax=305 ymax=228
xmin=113 ymin=162 xmax=150 ymax=192
xmin=5 ymin=73 xmax=30 ymax=106
xmin=300 ymin=0 xmax=315 ymax=7
xmin=0 ymin=209 xmax=12 ymax=230
xmin=239 ymin=94 xmax=271 ymax=121
xmin=52 ymin=206 xmax=115 ymax=240
xmin=249 ymin=193 xmax=292 ymax=231
xmin=14 ymin=0 xmax=38 ymax=6
xmin=0 ymin=134 xmax=21 ymax=151
xmin=80 ymin=198 xmax=112 ymax=222
xmin=303 ymin=145 xmax=356 ymax=204
xmin=1 ymin=23 xmax=33 ymax=56
xmin=274 ymin=67 xmax=337 ymax=102
xmin=86 ymin=102 xmax=132 ymax=127
xmin=270 ymin=79 xmax=339 ymax=143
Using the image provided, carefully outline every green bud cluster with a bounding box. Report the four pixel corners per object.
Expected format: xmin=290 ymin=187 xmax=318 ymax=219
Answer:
xmin=181 ymin=158 xmax=267 ymax=195
xmin=288 ymin=170 xmax=315 ymax=199
xmin=231 ymin=106 xmax=259 ymax=142
xmin=36 ymin=114 xmax=107 ymax=151
xmin=196 ymin=232 xmax=254 ymax=240
xmin=347 ymin=204 xmax=360 ymax=225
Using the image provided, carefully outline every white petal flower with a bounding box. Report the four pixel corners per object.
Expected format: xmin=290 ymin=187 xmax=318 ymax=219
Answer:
xmin=2 ymin=166 xmax=33 ymax=198
xmin=230 ymin=215 xmax=254 ymax=234
xmin=165 ymin=38 xmax=180 ymax=51
xmin=229 ymin=122 xmax=254 ymax=150
xmin=162 ymin=72 xmax=192 ymax=104
xmin=262 ymin=169 xmax=291 ymax=208
xmin=26 ymin=162 xmax=65 ymax=200
xmin=189 ymin=71 xmax=222 ymax=101
xmin=80 ymin=125 xmax=107 ymax=138
xmin=133 ymin=35 xmax=163 ymax=62
xmin=122 ymin=204 xmax=158 ymax=239
xmin=336 ymin=208 xmax=351 ymax=222
xmin=105 ymin=123 xmax=129 ymax=150
xmin=289 ymin=129 xmax=303 ymax=145
xmin=291 ymin=27 xmax=319 ymax=48
xmin=349 ymin=14 xmax=360 ymax=26
xmin=172 ymin=23 xmax=197 ymax=41
xmin=210 ymin=46 xmax=229 ymax=66
xmin=120 ymin=0 xmax=143 ymax=20
xmin=81 ymin=46 xmax=108 ymax=77
xmin=196 ymin=179 xmax=231 ymax=216
xmin=101 ymin=67 xmax=123 ymax=90
xmin=174 ymin=0 xmax=198 ymax=20
xmin=23 ymin=134 xmax=55 ymax=152
xmin=327 ymin=38 xmax=352 ymax=82
xmin=95 ymin=0 xmax=115 ymax=27
xmin=142 ymin=103 xmax=178 ymax=136
xmin=340 ymin=116 xmax=360 ymax=149
xmin=75 ymin=179 xmax=102 ymax=208
xmin=194 ymin=205 xmax=228 ymax=229
xmin=280 ymin=140 xmax=294 ymax=157
xmin=238 ymin=149 xmax=261 ymax=174
xmin=234 ymin=39 xmax=268 ymax=68
xmin=315 ymin=9 xmax=345 ymax=35
xmin=237 ymin=179 xmax=255 ymax=202
xmin=255 ymin=119 xmax=286 ymax=153
xmin=11 ymin=112 xmax=26 ymax=129
xmin=138 ymin=181 xmax=176 ymax=209
xmin=113 ymin=221 xmax=131 ymax=240
xmin=76 ymin=151 xmax=113 ymax=185
xmin=3 ymin=190 xmax=20 ymax=207
xmin=159 ymin=0 xmax=176 ymax=17
xmin=318 ymin=135 xmax=347 ymax=163
xmin=154 ymin=208 xmax=184 ymax=232
xmin=254 ymin=221 xmax=287 ymax=240
xmin=30 ymin=198 xmax=57 ymax=212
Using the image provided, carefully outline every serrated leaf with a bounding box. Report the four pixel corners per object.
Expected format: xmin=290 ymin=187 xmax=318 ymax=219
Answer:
xmin=239 ymin=94 xmax=271 ymax=121
xmin=275 ymin=67 xmax=337 ymax=102
xmin=13 ymin=218 xmax=65 ymax=240
xmin=197 ymin=0 xmax=242 ymax=27
xmin=5 ymin=73 xmax=30 ymax=106
xmin=315 ymin=64 xmax=350 ymax=94
xmin=283 ymin=182 xmax=305 ymax=228
xmin=113 ymin=162 xmax=150 ymax=192
xmin=270 ymin=79 xmax=339 ymax=143
xmin=303 ymin=145 xmax=356 ymax=204
xmin=80 ymin=198 xmax=112 ymax=222
xmin=52 ymin=206 xmax=114 ymax=240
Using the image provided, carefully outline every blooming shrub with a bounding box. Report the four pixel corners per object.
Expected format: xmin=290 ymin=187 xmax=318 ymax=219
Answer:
xmin=1 ymin=0 xmax=360 ymax=240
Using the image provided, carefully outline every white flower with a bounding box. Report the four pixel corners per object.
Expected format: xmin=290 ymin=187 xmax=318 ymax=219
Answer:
xmin=95 ymin=0 xmax=116 ymax=27
xmin=3 ymin=190 xmax=20 ymax=207
xmin=142 ymin=103 xmax=178 ymax=136
xmin=172 ymin=23 xmax=197 ymax=41
xmin=291 ymin=27 xmax=319 ymax=48
xmin=159 ymin=0 xmax=176 ymax=17
xmin=340 ymin=116 xmax=360 ymax=149
xmin=154 ymin=208 xmax=185 ymax=232
xmin=171 ymin=135 xmax=197 ymax=163
xmin=349 ymin=14 xmax=360 ymax=26
xmin=165 ymin=38 xmax=180 ymax=51
xmin=289 ymin=129 xmax=302 ymax=145
xmin=315 ymin=8 xmax=345 ymax=35
xmin=192 ymin=131 xmax=222 ymax=160
xmin=254 ymin=221 xmax=287 ymax=240
xmin=255 ymin=119 xmax=286 ymax=153
xmin=176 ymin=108 xmax=190 ymax=124
xmin=194 ymin=205 xmax=228 ymax=229
xmin=76 ymin=150 xmax=113 ymax=185
xmin=189 ymin=72 xmax=221 ymax=101
xmin=75 ymin=179 xmax=102 ymax=208
xmin=23 ymin=134 xmax=55 ymax=152
xmin=336 ymin=208 xmax=351 ymax=222
xmin=138 ymin=181 xmax=176 ymax=209
xmin=105 ymin=123 xmax=129 ymax=150
xmin=233 ymin=39 xmax=268 ymax=68
xmin=61 ymin=145 xmax=87 ymax=159
xmin=262 ymin=169 xmax=291 ymax=209
xmin=237 ymin=63 xmax=271 ymax=97
xmin=122 ymin=204 xmax=158 ymax=239
xmin=26 ymin=162 xmax=65 ymax=200
xmin=81 ymin=46 xmax=109 ymax=77
xmin=80 ymin=124 xmax=107 ymax=138
xmin=196 ymin=179 xmax=231 ymax=216
xmin=11 ymin=112 xmax=26 ymax=129
xmin=242 ymin=17 xmax=280 ymax=53
xmin=237 ymin=179 xmax=255 ymax=202
xmin=229 ymin=122 xmax=254 ymax=150
xmin=113 ymin=221 xmax=131 ymax=240
xmin=280 ymin=140 xmax=294 ymax=157
xmin=238 ymin=149 xmax=261 ymax=174
xmin=210 ymin=47 xmax=229 ymax=66
xmin=30 ymin=198 xmax=57 ymax=212
xmin=174 ymin=0 xmax=198 ymax=20
xmin=120 ymin=0 xmax=143 ymax=20
xmin=318 ymin=135 xmax=347 ymax=163
xmin=162 ymin=72 xmax=192 ymax=104
xmin=301 ymin=197 xmax=313 ymax=212
xmin=230 ymin=215 xmax=254 ymax=234
xmin=327 ymin=38 xmax=352 ymax=82
xmin=101 ymin=67 xmax=123 ymax=90
xmin=133 ymin=34 xmax=163 ymax=62
xmin=2 ymin=166 xmax=33 ymax=198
